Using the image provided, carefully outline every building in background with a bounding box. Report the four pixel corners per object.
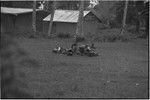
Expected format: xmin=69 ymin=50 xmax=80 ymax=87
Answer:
xmin=1 ymin=7 xmax=49 ymax=34
xmin=43 ymin=9 xmax=105 ymax=36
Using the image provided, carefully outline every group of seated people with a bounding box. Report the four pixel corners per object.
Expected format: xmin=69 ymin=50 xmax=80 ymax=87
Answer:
xmin=52 ymin=43 xmax=99 ymax=57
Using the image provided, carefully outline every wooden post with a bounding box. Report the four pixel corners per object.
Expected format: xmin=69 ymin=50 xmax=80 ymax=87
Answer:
xmin=120 ymin=0 xmax=128 ymax=35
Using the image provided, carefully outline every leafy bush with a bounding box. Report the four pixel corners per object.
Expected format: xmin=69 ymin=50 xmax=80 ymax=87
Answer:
xmin=75 ymin=36 xmax=85 ymax=42
xmin=15 ymin=31 xmax=33 ymax=38
xmin=93 ymin=28 xmax=136 ymax=42
xmin=57 ymin=32 xmax=71 ymax=38
xmin=15 ymin=31 xmax=47 ymax=39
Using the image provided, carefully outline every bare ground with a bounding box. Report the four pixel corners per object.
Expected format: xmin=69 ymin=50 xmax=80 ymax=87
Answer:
xmin=15 ymin=38 xmax=148 ymax=98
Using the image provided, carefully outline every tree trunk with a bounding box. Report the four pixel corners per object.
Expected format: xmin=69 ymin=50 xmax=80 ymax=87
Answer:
xmin=48 ymin=1 xmax=56 ymax=36
xmin=120 ymin=0 xmax=128 ymax=35
xmin=134 ymin=2 xmax=140 ymax=33
xmin=32 ymin=0 xmax=36 ymax=35
xmin=135 ymin=19 xmax=140 ymax=32
xmin=75 ymin=1 xmax=84 ymax=42
xmin=145 ymin=17 xmax=149 ymax=38
xmin=144 ymin=2 xmax=149 ymax=38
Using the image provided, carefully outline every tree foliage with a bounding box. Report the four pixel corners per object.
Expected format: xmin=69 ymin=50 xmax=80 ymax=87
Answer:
xmin=1 ymin=1 xmax=40 ymax=8
xmin=112 ymin=0 xmax=149 ymax=36
xmin=114 ymin=1 xmax=145 ymax=25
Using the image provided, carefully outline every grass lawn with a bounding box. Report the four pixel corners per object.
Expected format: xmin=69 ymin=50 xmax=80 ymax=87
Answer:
xmin=15 ymin=38 xmax=148 ymax=98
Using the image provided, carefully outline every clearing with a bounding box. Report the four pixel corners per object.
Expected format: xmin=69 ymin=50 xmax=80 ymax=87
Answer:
xmin=15 ymin=38 xmax=148 ymax=98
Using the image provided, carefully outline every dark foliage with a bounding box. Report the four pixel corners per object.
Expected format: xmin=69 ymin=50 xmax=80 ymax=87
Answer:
xmin=92 ymin=28 xmax=137 ymax=42
xmin=56 ymin=1 xmax=89 ymax=10
xmin=1 ymin=1 xmax=41 ymax=8
xmin=140 ymin=1 xmax=149 ymax=38
xmin=114 ymin=1 xmax=148 ymax=26
xmin=75 ymin=36 xmax=85 ymax=42
xmin=113 ymin=1 xmax=149 ymax=38
xmin=57 ymin=32 xmax=71 ymax=39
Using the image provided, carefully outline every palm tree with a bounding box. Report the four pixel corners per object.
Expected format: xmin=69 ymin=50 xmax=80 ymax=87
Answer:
xmin=32 ymin=0 xmax=36 ymax=35
xmin=120 ymin=0 xmax=128 ymax=35
xmin=48 ymin=1 xmax=56 ymax=36
xmin=140 ymin=1 xmax=149 ymax=38
xmin=75 ymin=1 xmax=84 ymax=42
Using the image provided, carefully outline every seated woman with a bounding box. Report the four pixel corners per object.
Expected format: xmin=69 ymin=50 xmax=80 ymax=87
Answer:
xmin=78 ymin=44 xmax=86 ymax=54
xmin=90 ymin=43 xmax=96 ymax=49
xmin=71 ymin=43 xmax=78 ymax=54
xmin=78 ymin=44 xmax=90 ymax=55
xmin=52 ymin=47 xmax=64 ymax=54
xmin=65 ymin=48 xmax=73 ymax=56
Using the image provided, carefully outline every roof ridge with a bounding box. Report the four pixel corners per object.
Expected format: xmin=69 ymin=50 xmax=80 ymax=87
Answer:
xmin=1 ymin=7 xmax=41 ymax=15
xmin=55 ymin=9 xmax=90 ymax=12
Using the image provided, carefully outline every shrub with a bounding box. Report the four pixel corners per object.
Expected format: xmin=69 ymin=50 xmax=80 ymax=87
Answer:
xmin=57 ymin=32 xmax=71 ymax=38
xmin=15 ymin=31 xmax=49 ymax=39
xmin=15 ymin=31 xmax=35 ymax=38
xmin=93 ymin=28 xmax=136 ymax=42
xmin=75 ymin=36 xmax=85 ymax=42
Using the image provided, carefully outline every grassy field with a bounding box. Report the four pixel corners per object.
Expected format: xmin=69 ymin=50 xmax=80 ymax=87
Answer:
xmin=15 ymin=38 xmax=148 ymax=98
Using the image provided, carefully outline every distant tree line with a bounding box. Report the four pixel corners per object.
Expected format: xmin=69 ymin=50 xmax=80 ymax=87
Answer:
xmin=113 ymin=1 xmax=148 ymax=33
xmin=1 ymin=1 xmax=89 ymax=10
xmin=1 ymin=1 xmax=36 ymax=8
